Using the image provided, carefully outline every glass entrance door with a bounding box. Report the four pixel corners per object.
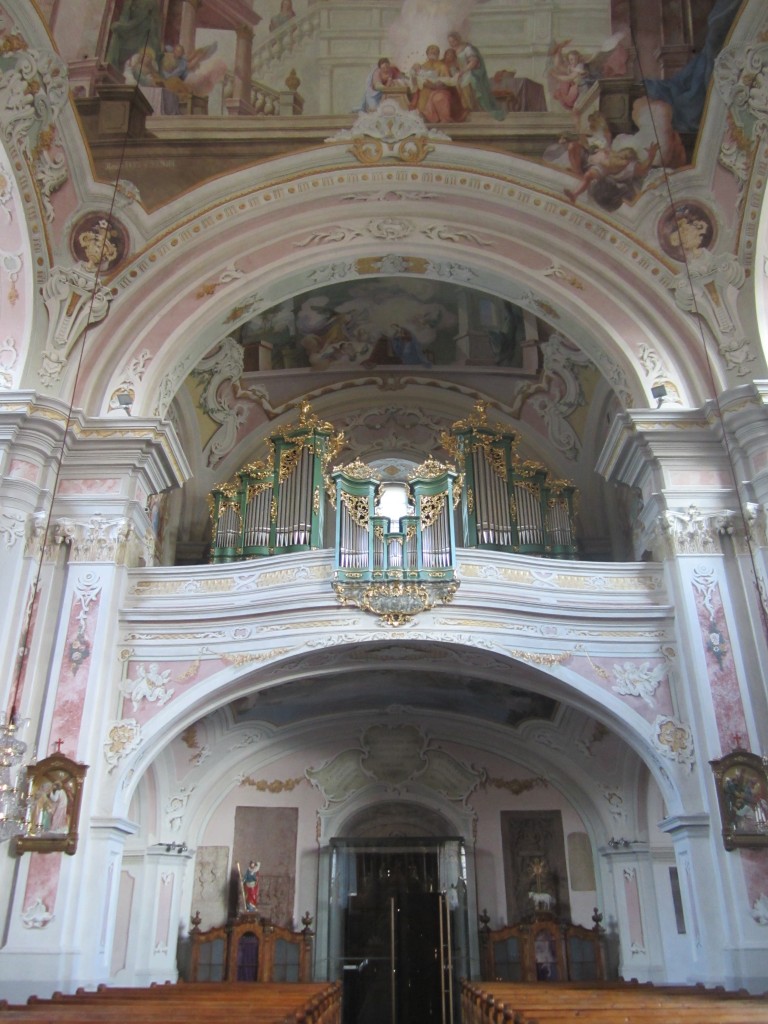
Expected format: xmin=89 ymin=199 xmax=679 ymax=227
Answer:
xmin=328 ymin=838 xmax=468 ymax=1024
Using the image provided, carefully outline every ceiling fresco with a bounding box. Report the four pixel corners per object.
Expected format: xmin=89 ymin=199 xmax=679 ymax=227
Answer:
xmin=42 ymin=0 xmax=739 ymax=207
xmin=231 ymin=671 xmax=559 ymax=728
xmin=11 ymin=0 xmax=764 ymax=569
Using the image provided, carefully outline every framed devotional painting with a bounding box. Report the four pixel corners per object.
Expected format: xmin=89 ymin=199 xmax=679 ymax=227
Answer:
xmin=710 ymin=749 xmax=768 ymax=851
xmin=11 ymin=752 xmax=88 ymax=856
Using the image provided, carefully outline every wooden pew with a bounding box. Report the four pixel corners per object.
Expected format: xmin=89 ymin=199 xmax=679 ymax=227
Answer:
xmin=0 ymin=981 xmax=341 ymax=1024
xmin=461 ymin=979 xmax=768 ymax=1024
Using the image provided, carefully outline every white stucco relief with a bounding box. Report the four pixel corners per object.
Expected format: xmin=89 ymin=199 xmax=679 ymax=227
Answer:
xmin=306 ymin=723 xmax=483 ymax=806
xmin=714 ymin=37 xmax=768 ymax=194
xmin=0 ymin=21 xmax=68 ymax=222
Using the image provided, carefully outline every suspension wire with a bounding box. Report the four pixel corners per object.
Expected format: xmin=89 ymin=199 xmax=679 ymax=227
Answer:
xmin=7 ymin=31 xmax=153 ymax=730
xmin=628 ymin=22 xmax=768 ymax=645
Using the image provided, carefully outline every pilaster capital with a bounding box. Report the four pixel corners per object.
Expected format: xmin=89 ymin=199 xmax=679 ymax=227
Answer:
xmin=658 ymin=813 xmax=711 ymax=839
xmin=53 ymin=514 xmax=134 ymax=564
xmin=654 ymin=504 xmax=737 ymax=557
xmin=49 ymin=513 xmax=158 ymax=567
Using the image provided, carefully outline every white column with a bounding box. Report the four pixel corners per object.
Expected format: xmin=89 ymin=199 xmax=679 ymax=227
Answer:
xmin=120 ymin=846 xmax=194 ymax=986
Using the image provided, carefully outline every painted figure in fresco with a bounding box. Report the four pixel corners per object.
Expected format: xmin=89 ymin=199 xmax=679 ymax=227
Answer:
xmin=106 ymin=0 xmax=162 ymax=71
xmin=270 ymin=0 xmax=296 ymax=33
xmin=389 ymin=323 xmax=433 ymax=366
xmin=32 ymin=781 xmax=55 ymax=833
xmin=49 ymin=781 xmax=70 ymax=834
xmin=547 ymin=33 xmax=628 ymax=112
xmin=158 ymin=42 xmax=219 ymax=114
xmin=358 ymin=58 xmax=408 ymax=113
xmin=564 ymin=139 xmax=659 ymax=208
xmin=644 ymin=0 xmax=742 ymax=133
xmin=723 ymin=768 xmax=768 ymax=830
xmin=548 ymin=43 xmax=592 ymax=110
xmin=661 ymin=204 xmax=715 ymax=262
xmin=447 ymin=31 xmax=504 ymax=120
xmin=243 ymin=860 xmax=261 ymax=910
xmin=410 ymin=45 xmax=465 ymax=123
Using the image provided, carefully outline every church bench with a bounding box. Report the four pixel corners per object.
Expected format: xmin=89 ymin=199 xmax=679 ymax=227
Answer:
xmin=461 ymin=980 xmax=768 ymax=1024
xmin=0 ymin=981 xmax=341 ymax=1024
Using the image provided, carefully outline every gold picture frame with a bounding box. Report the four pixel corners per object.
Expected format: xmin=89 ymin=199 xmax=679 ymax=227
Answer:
xmin=11 ymin=752 xmax=88 ymax=856
xmin=710 ymin=749 xmax=768 ymax=851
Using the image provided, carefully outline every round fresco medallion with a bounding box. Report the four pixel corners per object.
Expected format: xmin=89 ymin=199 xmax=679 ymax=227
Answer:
xmin=70 ymin=212 xmax=129 ymax=275
xmin=657 ymin=201 xmax=716 ymax=263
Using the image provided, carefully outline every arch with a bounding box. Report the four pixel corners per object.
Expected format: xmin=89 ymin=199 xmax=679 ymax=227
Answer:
xmin=82 ymin=179 xmax=715 ymax=419
xmin=108 ymin=633 xmax=691 ymax=827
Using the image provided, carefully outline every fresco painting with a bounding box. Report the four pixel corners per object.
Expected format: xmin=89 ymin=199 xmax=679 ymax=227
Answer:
xmin=30 ymin=0 xmax=742 ymax=215
xmin=235 ymin=280 xmax=530 ymax=374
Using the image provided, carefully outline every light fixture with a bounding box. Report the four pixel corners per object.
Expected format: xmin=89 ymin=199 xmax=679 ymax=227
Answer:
xmin=0 ymin=717 xmax=29 ymax=842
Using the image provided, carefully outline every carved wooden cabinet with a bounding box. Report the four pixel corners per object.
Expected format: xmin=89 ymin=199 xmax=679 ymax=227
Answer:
xmin=189 ymin=914 xmax=313 ymax=983
xmin=481 ymin=917 xmax=603 ymax=983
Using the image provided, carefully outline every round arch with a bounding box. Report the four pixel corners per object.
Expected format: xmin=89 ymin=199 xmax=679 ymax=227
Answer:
xmin=48 ymin=157 xmax=723 ymax=418
xmin=106 ymin=636 xmax=693 ymax=827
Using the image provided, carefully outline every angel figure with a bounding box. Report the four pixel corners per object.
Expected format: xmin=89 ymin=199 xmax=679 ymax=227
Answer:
xmin=548 ymin=33 xmax=628 ymax=111
xmin=156 ymin=41 xmax=224 ymax=114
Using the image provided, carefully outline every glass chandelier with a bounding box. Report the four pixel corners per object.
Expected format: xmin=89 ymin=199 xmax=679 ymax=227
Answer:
xmin=0 ymin=717 xmax=29 ymax=842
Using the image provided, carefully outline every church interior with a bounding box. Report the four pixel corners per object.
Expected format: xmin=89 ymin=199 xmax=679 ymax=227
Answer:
xmin=1 ymin=0 xmax=768 ymax=1018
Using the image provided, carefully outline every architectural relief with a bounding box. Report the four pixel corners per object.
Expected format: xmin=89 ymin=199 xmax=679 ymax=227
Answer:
xmin=54 ymin=516 xmax=132 ymax=563
xmin=669 ymin=250 xmax=754 ymax=376
xmin=40 ymin=266 xmax=113 ymax=386
xmin=191 ymin=336 xmax=269 ymax=467
xmin=0 ymin=508 xmax=24 ymax=548
xmin=20 ymin=897 xmax=53 ymax=929
xmin=329 ymin=99 xmax=450 ymax=165
xmin=0 ymin=22 xmax=68 ymax=222
xmin=715 ymin=36 xmax=768 ymax=192
xmin=653 ymin=716 xmax=695 ymax=769
xmin=120 ymin=663 xmax=175 ymax=713
xmin=104 ymin=719 xmax=141 ymax=771
xmin=752 ymin=894 xmax=768 ymax=926
xmin=1 ymin=248 xmax=20 ymax=308
xmin=525 ymin=331 xmax=592 ymax=459
xmin=637 ymin=343 xmax=682 ymax=405
xmin=195 ymin=263 xmax=244 ymax=299
xmin=659 ymin=506 xmax=735 ymax=556
xmin=0 ymin=335 xmax=18 ymax=389
xmin=165 ymin=787 xmax=194 ymax=833
xmin=306 ymin=723 xmax=483 ymax=806
xmin=611 ymin=661 xmax=668 ymax=707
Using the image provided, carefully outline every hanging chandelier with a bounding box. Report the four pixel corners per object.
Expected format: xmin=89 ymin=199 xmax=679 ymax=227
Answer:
xmin=0 ymin=717 xmax=29 ymax=842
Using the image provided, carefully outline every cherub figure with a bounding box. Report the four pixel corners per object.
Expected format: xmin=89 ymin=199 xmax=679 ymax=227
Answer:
xmin=548 ymin=33 xmax=628 ymax=111
xmin=77 ymin=219 xmax=119 ymax=273
xmin=564 ymin=139 xmax=659 ymax=210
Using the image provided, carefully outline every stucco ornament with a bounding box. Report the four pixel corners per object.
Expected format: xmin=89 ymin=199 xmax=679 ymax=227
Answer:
xmin=121 ymin=662 xmax=175 ymax=712
xmin=0 ymin=508 xmax=24 ymax=548
xmin=659 ymin=505 xmax=735 ymax=556
xmin=714 ymin=39 xmax=768 ymax=191
xmin=669 ymin=250 xmax=754 ymax=376
xmin=751 ymin=893 xmax=768 ymax=926
xmin=328 ymin=98 xmax=450 ymax=165
xmin=55 ymin=515 xmax=132 ymax=563
xmin=653 ymin=715 xmax=695 ymax=769
xmin=21 ymin=898 xmax=54 ymax=929
xmin=612 ymin=661 xmax=667 ymax=707
xmin=191 ymin=336 xmax=269 ymax=467
xmin=0 ymin=17 xmax=68 ymax=221
xmin=104 ymin=719 xmax=141 ymax=772
xmin=306 ymin=723 xmax=483 ymax=806
xmin=40 ymin=264 xmax=113 ymax=386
